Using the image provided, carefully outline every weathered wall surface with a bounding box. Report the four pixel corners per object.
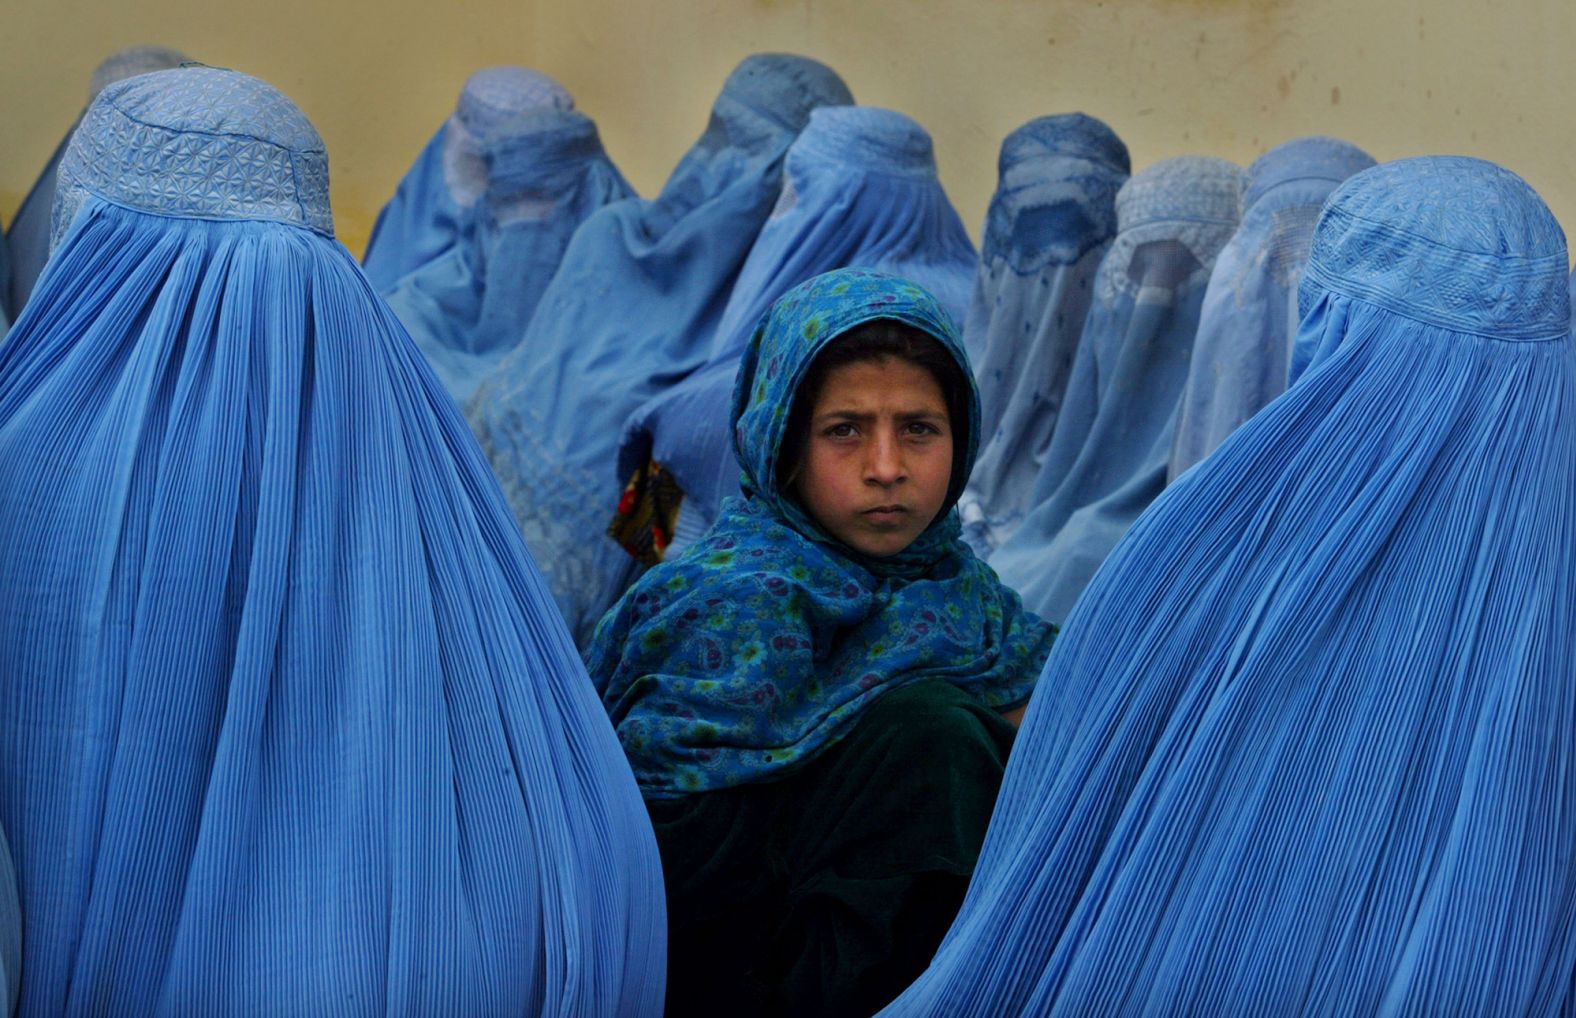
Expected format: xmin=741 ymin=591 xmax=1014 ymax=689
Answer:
xmin=2 ymin=1 xmax=1572 ymax=257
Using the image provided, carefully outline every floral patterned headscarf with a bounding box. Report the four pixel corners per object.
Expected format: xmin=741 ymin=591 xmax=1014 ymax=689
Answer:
xmin=586 ymin=269 xmax=1057 ymax=797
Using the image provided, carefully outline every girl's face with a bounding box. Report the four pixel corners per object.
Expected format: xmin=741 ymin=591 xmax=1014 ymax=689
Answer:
xmin=794 ymin=355 xmax=954 ymax=558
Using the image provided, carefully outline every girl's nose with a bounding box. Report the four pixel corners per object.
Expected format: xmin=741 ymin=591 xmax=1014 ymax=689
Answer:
xmin=865 ymin=428 xmax=908 ymax=486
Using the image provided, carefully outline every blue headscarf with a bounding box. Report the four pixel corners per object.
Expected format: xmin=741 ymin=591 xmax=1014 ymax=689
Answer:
xmin=883 ymin=156 xmax=1576 ymax=1017
xmin=466 ymin=54 xmax=853 ymax=644
xmin=957 ymin=114 xmax=1131 ymax=556
xmin=615 ymin=104 xmax=979 ymax=560
xmin=0 ymin=67 xmax=664 ymax=1016
xmin=1169 ymin=137 xmax=1374 ymax=478
xmin=361 ymin=67 xmax=574 ymax=293
xmin=585 ymin=269 xmax=1057 ymax=798
xmin=989 ymin=155 xmax=1243 ymax=621
xmin=5 ymin=45 xmax=186 ymax=316
xmin=383 ymin=109 xmax=633 ymax=404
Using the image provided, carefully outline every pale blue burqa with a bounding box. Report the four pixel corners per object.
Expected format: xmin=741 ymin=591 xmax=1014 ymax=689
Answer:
xmin=6 ymin=45 xmax=186 ymax=315
xmin=383 ymin=109 xmax=633 ymax=404
xmin=0 ymin=67 xmax=663 ymax=1016
xmin=1168 ymin=137 xmax=1374 ymax=478
xmin=465 ymin=54 xmax=852 ymax=644
xmin=883 ymin=155 xmax=1576 ymax=1018
xmin=957 ymin=114 xmax=1130 ymax=556
xmin=361 ymin=67 xmax=574 ymax=293
xmin=989 ymin=156 xmax=1242 ymax=621
xmin=614 ymin=104 xmax=979 ymax=558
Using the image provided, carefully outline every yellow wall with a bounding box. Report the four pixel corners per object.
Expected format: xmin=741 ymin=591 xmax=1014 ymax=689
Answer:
xmin=2 ymin=1 xmax=1573 ymax=259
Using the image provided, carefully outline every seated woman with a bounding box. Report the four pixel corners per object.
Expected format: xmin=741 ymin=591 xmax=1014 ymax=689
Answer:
xmin=586 ymin=268 xmax=1059 ymax=1017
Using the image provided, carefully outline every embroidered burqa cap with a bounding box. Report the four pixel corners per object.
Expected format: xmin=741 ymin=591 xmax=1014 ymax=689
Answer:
xmin=5 ymin=43 xmax=188 ymax=314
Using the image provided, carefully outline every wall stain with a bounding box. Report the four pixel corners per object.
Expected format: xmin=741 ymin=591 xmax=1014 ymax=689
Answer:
xmin=1330 ymin=86 xmax=1341 ymax=104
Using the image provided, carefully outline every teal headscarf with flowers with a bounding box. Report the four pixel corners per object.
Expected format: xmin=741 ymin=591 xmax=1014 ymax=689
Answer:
xmin=585 ymin=269 xmax=1057 ymax=797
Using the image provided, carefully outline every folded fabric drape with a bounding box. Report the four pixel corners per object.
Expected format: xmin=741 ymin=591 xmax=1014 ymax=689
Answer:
xmin=957 ymin=114 xmax=1130 ymax=556
xmin=882 ymin=155 xmax=1576 ymax=1017
xmin=1169 ymin=136 xmax=1374 ymax=477
xmin=5 ymin=44 xmax=186 ymax=316
xmin=465 ymin=53 xmax=852 ymax=644
xmin=614 ymin=104 xmax=978 ymax=559
xmin=361 ymin=66 xmax=575 ymax=293
xmin=384 ymin=107 xmax=633 ymax=404
xmin=989 ymin=155 xmax=1243 ymax=621
xmin=0 ymin=66 xmax=664 ymax=1016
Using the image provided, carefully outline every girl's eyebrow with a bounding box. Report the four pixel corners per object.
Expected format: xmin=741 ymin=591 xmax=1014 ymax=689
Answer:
xmin=812 ymin=407 xmax=948 ymax=423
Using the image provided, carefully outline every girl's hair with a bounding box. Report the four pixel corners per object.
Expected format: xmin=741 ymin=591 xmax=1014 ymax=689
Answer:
xmin=777 ymin=319 xmax=971 ymax=499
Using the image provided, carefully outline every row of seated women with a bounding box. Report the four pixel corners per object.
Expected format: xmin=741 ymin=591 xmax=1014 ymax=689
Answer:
xmin=0 ymin=50 xmax=1571 ymax=1017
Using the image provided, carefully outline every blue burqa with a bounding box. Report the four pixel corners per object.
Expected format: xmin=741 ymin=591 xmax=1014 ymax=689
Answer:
xmin=5 ymin=44 xmax=186 ymax=315
xmin=361 ymin=66 xmax=574 ymax=293
xmin=0 ymin=67 xmax=664 ymax=1016
xmin=956 ymin=114 xmax=1130 ymax=556
xmin=383 ymin=109 xmax=633 ymax=404
xmin=1168 ymin=136 xmax=1374 ymax=478
xmin=882 ymin=156 xmax=1576 ymax=1017
xmin=989 ymin=155 xmax=1242 ymax=621
xmin=465 ymin=53 xmax=852 ymax=644
xmin=614 ymin=104 xmax=979 ymax=560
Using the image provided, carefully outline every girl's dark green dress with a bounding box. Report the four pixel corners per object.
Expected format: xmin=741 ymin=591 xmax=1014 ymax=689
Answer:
xmin=585 ymin=269 xmax=1058 ymax=1015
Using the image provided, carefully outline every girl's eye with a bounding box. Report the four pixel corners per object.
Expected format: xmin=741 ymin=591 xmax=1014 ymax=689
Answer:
xmin=906 ymin=421 xmax=941 ymax=436
xmin=825 ymin=423 xmax=857 ymax=439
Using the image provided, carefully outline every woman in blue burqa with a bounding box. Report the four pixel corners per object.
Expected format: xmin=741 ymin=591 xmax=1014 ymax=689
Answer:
xmin=986 ymin=155 xmax=1242 ymax=621
xmin=465 ymin=53 xmax=853 ymax=645
xmin=955 ymin=113 xmax=1130 ymax=556
xmin=586 ymin=269 xmax=1057 ymax=1016
xmin=881 ymin=157 xmax=1576 ymax=1016
xmin=1168 ymin=135 xmax=1373 ymax=478
xmin=361 ymin=66 xmax=575 ymax=293
xmin=0 ymin=66 xmax=664 ymax=1016
xmin=382 ymin=100 xmax=633 ymax=404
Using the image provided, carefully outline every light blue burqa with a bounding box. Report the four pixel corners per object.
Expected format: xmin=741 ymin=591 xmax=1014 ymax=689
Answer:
xmin=883 ymin=156 xmax=1576 ymax=1018
xmin=361 ymin=67 xmax=574 ymax=293
xmin=614 ymin=104 xmax=979 ymax=558
xmin=0 ymin=67 xmax=663 ymax=1016
xmin=465 ymin=54 xmax=852 ymax=644
xmin=383 ymin=109 xmax=633 ymax=404
xmin=6 ymin=45 xmax=186 ymax=316
xmin=989 ymin=156 xmax=1242 ymax=621
xmin=1168 ymin=137 xmax=1374 ymax=478
xmin=956 ymin=114 xmax=1130 ymax=556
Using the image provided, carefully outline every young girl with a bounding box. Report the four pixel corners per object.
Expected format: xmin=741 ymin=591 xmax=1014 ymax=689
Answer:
xmin=586 ymin=268 xmax=1058 ymax=1016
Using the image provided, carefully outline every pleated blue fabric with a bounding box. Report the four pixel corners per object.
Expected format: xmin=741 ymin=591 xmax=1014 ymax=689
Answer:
xmin=465 ymin=53 xmax=853 ymax=644
xmin=614 ymin=104 xmax=979 ymax=558
xmin=0 ymin=66 xmax=664 ymax=1016
xmin=5 ymin=45 xmax=186 ymax=315
xmin=1169 ymin=137 xmax=1374 ymax=478
xmin=361 ymin=67 xmax=574 ymax=293
xmin=989 ymin=156 xmax=1242 ymax=621
xmin=883 ymin=155 xmax=1576 ymax=1018
xmin=383 ymin=110 xmax=633 ymax=404
xmin=956 ymin=114 xmax=1130 ymax=556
